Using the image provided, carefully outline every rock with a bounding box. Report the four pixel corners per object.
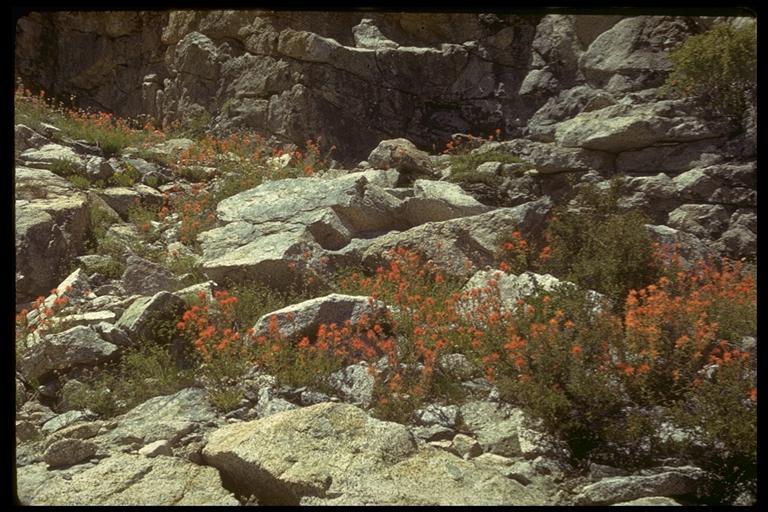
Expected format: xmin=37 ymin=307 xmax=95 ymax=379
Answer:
xmin=361 ymin=198 xmax=551 ymax=278
xmin=555 ymin=101 xmax=727 ymax=153
xmin=436 ymin=353 xmax=478 ymax=381
xmin=121 ymin=255 xmax=181 ymax=295
xmin=15 ymin=166 xmax=78 ymax=200
xmin=410 ymin=425 xmax=456 ymax=442
xmin=452 ymin=433 xmax=482 ymax=459
xmin=645 ymin=224 xmax=716 ymax=267
xmin=115 ymin=291 xmax=187 ymax=344
xmin=96 ymin=187 xmax=143 ymax=220
xmin=527 ymin=85 xmax=616 ymax=141
xmin=400 ymin=179 xmax=492 ymax=224
xmin=138 ymin=439 xmax=173 ymax=457
xmin=41 ymin=410 xmax=93 ymax=436
xmin=18 ymin=401 xmax=57 ymax=425
xmin=17 ymin=452 xmax=238 ymax=505
xmin=615 ymin=139 xmax=725 ymax=174
xmin=367 ymin=139 xmax=437 ymax=182
xmin=203 ymin=402 xmax=548 ymax=505
xmin=254 ymin=387 xmax=299 ymax=418
xmin=589 ymin=463 xmax=631 ymax=480
xmin=91 ymin=322 xmax=132 ymax=347
xmin=611 ymin=496 xmax=682 ymax=506
xmin=353 ymin=18 xmax=399 ymax=49
xmin=85 ymin=156 xmax=115 ymax=181
xmin=101 ymin=388 xmax=218 ymax=447
xmin=460 ymin=270 xmax=605 ymax=315
xmin=413 ymin=404 xmax=461 ymax=429
xmin=15 ymin=124 xmax=50 ymax=151
xmin=496 ymin=139 xmax=613 ymax=174
xmin=718 ymin=226 xmax=756 ymax=259
xmin=575 ymin=466 xmax=706 ymax=505
xmin=459 ymin=401 xmax=525 ymax=457
xmin=43 ymin=422 xmax=102 ymax=449
xmin=667 ymin=204 xmax=730 ymax=239
xmin=15 ymin=194 xmax=89 ymax=303
xmin=43 ymin=438 xmax=98 ymax=468
xmin=18 ymin=325 xmax=118 ymax=382
xmin=16 ymin=378 xmax=29 ymax=411
xmin=252 ymin=293 xmax=387 ymax=343
xmin=327 ymin=362 xmax=376 ymax=407
xmin=19 ymin=143 xmax=85 ymax=172
xmin=580 ymin=16 xmax=698 ymax=90
xmin=16 ymin=420 xmax=40 ymax=442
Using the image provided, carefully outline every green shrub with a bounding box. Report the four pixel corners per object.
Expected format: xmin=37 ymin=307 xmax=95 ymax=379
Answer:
xmin=662 ymin=22 xmax=756 ymax=124
xmin=67 ymin=175 xmax=91 ymax=190
xmin=447 ymin=150 xmax=532 ymax=186
xmin=49 ymin=158 xmax=80 ymax=178
xmin=108 ymin=162 xmax=142 ymax=187
xmin=541 ymin=179 xmax=659 ymax=309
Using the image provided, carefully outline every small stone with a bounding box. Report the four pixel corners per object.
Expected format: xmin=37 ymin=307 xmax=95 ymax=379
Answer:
xmin=43 ymin=438 xmax=98 ymax=468
xmin=452 ymin=433 xmax=482 ymax=459
xmin=139 ymin=439 xmax=173 ymax=458
xmin=16 ymin=420 xmax=40 ymax=443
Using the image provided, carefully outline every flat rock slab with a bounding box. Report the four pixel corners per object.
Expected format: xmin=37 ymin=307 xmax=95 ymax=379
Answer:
xmin=575 ymin=466 xmax=706 ymax=505
xmin=16 ymin=452 xmax=238 ymax=505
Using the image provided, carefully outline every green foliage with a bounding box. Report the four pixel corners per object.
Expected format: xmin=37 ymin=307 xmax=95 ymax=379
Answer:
xmin=447 ymin=150 xmax=532 ymax=186
xmin=67 ymin=175 xmax=91 ymax=190
xmin=49 ymin=158 xmax=80 ymax=177
xmin=542 ymin=179 xmax=659 ymax=309
xmin=108 ymin=162 xmax=142 ymax=187
xmin=62 ymin=341 xmax=195 ymax=417
xmin=662 ymin=22 xmax=756 ymax=124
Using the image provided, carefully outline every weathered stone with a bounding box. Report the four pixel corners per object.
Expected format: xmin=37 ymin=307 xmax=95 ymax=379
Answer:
xmin=102 ymin=388 xmax=218 ymax=447
xmin=717 ymin=226 xmax=756 ymax=258
xmin=43 ymin=422 xmax=102 ymax=450
xmin=555 ymin=101 xmax=726 ymax=153
xmin=43 ymin=438 xmax=98 ymax=468
xmin=575 ymin=466 xmax=706 ymax=505
xmin=615 ymin=139 xmax=725 ymax=174
xmin=96 ymin=187 xmax=142 ymax=219
xmin=15 ymin=194 xmax=89 ymax=303
xmin=436 ymin=353 xmax=478 ymax=382
xmin=16 ymin=420 xmax=39 ymax=442
xmin=19 ymin=143 xmax=85 ymax=172
xmin=352 ymin=18 xmax=399 ymax=49
xmin=138 ymin=439 xmax=173 ymax=457
xmin=203 ymin=402 xmax=548 ymax=505
xmin=400 ymin=179 xmax=491 ymax=224
xmin=667 ymin=204 xmax=730 ymax=239
xmin=19 ymin=325 xmax=118 ymax=382
xmin=452 ymin=433 xmax=483 ymax=459
xmin=367 ymin=139 xmax=437 ymax=182
xmin=527 ymin=85 xmax=617 ymax=141
xmin=580 ymin=17 xmax=698 ymax=90
xmin=15 ymin=166 xmax=77 ymax=200
xmin=327 ymin=362 xmax=376 ymax=407
xmin=15 ymin=124 xmax=50 ymax=152
xmin=121 ymin=255 xmax=181 ymax=295
xmin=361 ymin=198 xmax=551 ymax=278
xmin=497 ymin=139 xmax=613 ymax=174
xmin=41 ymin=410 xmax=93 ymax=436
xmin=254 ymin=387 xmax=299 ymax=418
xmin=645 ymin=224 xmax=716 ymax=267
xmin=460 ymin=270 xmax=605 ymax=315
xmin=115 ymin=291 xmax=187 ymax=343
xmin=414 ymin=404 xmax=461 ymax=429
xmin=459 ymin=401 xmax=525 ymax=457
xmin=252 ymin=293 xmax=386 ymax=343
xmin=17 ymin=452 xmax=238 ymax=505
xmin=85 ymin=156 xmax=115 ymax=181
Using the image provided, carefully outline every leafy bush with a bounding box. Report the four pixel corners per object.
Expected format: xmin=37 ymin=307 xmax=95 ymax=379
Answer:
xmin=662 ymin=22 xmax=756 ymax=123
xmin=541 ymin=179 xmax=659 ymax=309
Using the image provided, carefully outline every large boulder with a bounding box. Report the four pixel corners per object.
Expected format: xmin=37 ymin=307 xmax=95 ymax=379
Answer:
xmin=495 ymin=139 xmax=613 ymax=174
xmin=203 ymin=402 xmax=549 ymax=505
xmin=16 ymin=452 xmax=238 ymax=505
xmin=579 ymin=16 xmax=700 ymax=91
xmin=15 ymin=195 xmax=89 ymax=303
xmin=667 ymin=204 xmax=731 ymax=240
xmin=19 ymin=143 xmax=86 ymax=172
xmin=367 ymin=139 xmax=437 ymax=182
xmin=121 ymin=255 xmax=181 ymax=295
xmin=555 ymin=101 xmax=727 ymax=153
xmin=114 ymin=291 xmax=187 ymax=344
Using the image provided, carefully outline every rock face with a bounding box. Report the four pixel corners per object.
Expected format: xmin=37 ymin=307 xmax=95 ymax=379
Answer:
xmin=575 ymin=466 xmax=706 ymax=505
xmin=203 ymin=402 xmax=549 ymax=505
